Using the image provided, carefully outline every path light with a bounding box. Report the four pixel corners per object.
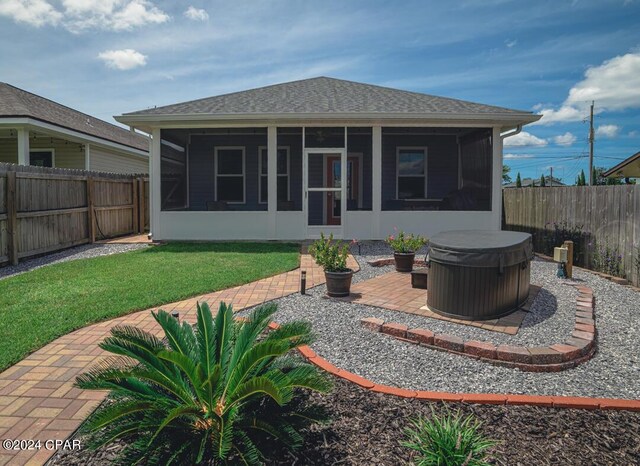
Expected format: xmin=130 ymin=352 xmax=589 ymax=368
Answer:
xmin=300 ymin=270 xmax=306 ymax=295
xmin=171 ymin=311 xmax=179 ymax=320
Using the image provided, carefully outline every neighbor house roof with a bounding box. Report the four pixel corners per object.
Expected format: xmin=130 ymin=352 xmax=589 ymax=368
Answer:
xmin=118 ymin=77 xmax=540 ymax=127
xmin=603 ymin=151 xmax=640 ymax=178
xmin=0 ymin=83 xmax=149 ymax=152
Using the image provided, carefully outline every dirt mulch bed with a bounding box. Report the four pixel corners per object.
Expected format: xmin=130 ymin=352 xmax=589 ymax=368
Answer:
xmin=48 ymin=378 xmax=640 ymax=465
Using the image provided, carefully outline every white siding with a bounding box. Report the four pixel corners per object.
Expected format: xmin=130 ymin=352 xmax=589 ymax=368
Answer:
xmin=89 ymin=146 xmax=148 ymax=174
xmin=31 ymin=136 xmax=85 ymax=168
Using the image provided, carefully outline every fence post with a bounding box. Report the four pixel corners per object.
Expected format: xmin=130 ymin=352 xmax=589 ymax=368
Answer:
xmin=138 ymin=177 xmax=145 ymax=233
xmin=132 ymin=177 xmax=139 ymax=234
xmin=6 ymin=171 xmax=18 ymax=265
xmin=87 ymin=176 xmax=96 ymax=243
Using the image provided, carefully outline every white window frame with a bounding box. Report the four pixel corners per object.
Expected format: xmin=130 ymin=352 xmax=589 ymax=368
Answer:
xmin=258 ymin=146 xmax=290 ymax=204
xmin=29 ymin=148 xmax=55 ymax=168
xmin=214 ymin=146 xmax=245 ymax=204
xmin=396 ymin=146 xmax=428 ymax=200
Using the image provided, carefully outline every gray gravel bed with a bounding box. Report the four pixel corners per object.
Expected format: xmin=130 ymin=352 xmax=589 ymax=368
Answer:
xmin=0 ymin=243 xmax=150 ymax=280
xmin=243 ymin=244 xmax=640 ymax=400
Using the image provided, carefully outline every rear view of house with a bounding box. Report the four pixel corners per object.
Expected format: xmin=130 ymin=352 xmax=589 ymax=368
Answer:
xmin=0 ymin=83 xmax=148 ymax=174
xmin=116 ymin=77 xmax=540 ymax=240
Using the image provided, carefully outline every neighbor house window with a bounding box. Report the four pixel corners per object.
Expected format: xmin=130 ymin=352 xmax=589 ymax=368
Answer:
xmin=215 ymin=147 xmax=245 ymax=203
xmin=396 ymin=147 xmax=427 ymax=199
xmin=258 ymin=147 xmax=289 ymax=203
xmin=29 ymin=149 xmax=54 ymax=168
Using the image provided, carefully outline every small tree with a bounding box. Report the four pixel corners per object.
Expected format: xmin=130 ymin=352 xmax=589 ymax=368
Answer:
xmin=540 ymin=174 xmax=546 ymax=187
xmin=575 ymin=169 xmax=586 ymax=186
xmin=516 ymin=172 xmax=522 ymax=188
xmin=502 ymin=165 xmax=512 ymax=184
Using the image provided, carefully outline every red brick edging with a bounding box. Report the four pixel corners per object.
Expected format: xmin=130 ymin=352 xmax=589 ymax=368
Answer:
xmin=360 ymin=284 xmax=597 ymax=372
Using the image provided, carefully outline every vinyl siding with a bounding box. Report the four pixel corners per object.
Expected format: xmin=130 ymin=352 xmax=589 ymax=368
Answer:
xmin=90 ymin=146 xmax=148 ymax=174
xmin=0 ymin=137 xmax=17 ymax=163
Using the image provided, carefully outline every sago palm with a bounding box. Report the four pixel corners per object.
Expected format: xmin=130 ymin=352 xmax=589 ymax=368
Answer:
xmin=75 ymin=301 xmax=332 ymax=465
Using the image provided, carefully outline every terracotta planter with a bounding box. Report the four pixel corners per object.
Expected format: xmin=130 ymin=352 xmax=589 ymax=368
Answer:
xmin=394 ymin=252 xmax=416 ymax=272
xmin=324 ymin=269 xmax=354 ymax=297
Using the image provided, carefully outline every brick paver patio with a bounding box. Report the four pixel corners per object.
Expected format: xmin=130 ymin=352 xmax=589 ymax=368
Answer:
xmin=0 ymin=253 xmax=356 ymax=466
xmin=339 ymin=271 xmax=540 ymax=335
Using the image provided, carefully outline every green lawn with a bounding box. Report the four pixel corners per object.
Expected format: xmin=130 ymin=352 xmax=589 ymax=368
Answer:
xmin=0 ymin=242 xmax=300 ymax=372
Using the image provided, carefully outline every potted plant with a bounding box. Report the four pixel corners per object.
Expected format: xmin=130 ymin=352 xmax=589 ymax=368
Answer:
xmin=310 ymin=233 xmax=353 ymax=297
xmin=386 ymin=229 xmax=428 ymax=272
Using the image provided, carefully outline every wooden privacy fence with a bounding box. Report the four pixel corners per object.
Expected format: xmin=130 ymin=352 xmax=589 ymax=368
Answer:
xmin=0 ymin=163 xmax=149 ymax=266
xmin=503 ymin=185 xmax=640 ymax=286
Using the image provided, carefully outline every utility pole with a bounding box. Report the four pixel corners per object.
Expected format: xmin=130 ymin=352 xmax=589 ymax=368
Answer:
xmin=588 ymin=101 xmax=595 ymax=185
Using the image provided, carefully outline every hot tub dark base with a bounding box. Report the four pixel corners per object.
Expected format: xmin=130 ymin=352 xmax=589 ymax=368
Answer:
xmin=426 ymin=260 xmax=531 ymax=321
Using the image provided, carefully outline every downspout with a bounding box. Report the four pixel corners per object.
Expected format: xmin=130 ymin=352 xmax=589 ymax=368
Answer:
xmin=500 ymin=124 xmax=522 ymax=141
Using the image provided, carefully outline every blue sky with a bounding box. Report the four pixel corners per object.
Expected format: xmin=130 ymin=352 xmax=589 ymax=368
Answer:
xmin=1 ymin=0 xmax=639 ymax=183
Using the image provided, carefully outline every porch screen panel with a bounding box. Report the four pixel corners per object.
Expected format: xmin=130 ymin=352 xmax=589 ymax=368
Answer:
xmin=347 ymin=127 xmax=372 ymax=211
xmin=305 ymin=127 xmax=344 ymax=148
xmin=160 ymin=130 xmax=188 ymax=210
xmin=277 ymin=128 xmax=302 ymax=211
xmin=455 ymin=129 xmax=492 ymax=211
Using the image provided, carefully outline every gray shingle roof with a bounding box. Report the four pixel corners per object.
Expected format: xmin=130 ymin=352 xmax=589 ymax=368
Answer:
xmin=0 ymin=83 xmax=148 ymax=152
xmin=123 ymin=77 xmax=537 ymax=119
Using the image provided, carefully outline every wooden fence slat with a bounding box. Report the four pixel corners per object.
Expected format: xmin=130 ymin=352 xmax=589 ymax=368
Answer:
xmin=7 ymin=171 xmax=18 ymax=265
xmin=503 ymin=185 xmax=640 ymax=286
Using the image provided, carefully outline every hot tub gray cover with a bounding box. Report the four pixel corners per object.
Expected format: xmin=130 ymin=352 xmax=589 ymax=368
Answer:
xmin=427 ymin=230 xmax=533 ymax=269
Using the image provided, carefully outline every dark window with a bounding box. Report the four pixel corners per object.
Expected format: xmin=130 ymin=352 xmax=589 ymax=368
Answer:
xmin=259 ymin=147 xmax=289 ymax=203
xmin=397 ymin=148 xmax=426 ymax=199
xmin=216 ymin=148 xmax=244 ymax=203
xmin=30 ymin=150 xmax=53 ymax=167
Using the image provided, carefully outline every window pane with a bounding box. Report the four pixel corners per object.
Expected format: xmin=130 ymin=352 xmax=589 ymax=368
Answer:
xmin=398 ymin=176 xmax=424 ymax=199
xmin=277 ymin=176 xmax=288 ymax=201
xmin=217 ymin=176 xmax=243 ymax=202
xmin=277 ymin=149 xmax=288 ymax=174
xmin=398 ymin=151 xmax=424 ymax=175
xmin=260 ymin=150 xmax=267 ymax=175
xmin=217 ymin=150 xmax=243 ymax=175
xmin=30 ymin=151 xmax=53 ymax=168
xmin=260 ymin=175 xmax=267 ymax=202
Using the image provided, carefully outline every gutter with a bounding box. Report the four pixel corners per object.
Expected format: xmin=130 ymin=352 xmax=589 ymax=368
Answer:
xmin=500 ymin=124 xmax=522 ymax=140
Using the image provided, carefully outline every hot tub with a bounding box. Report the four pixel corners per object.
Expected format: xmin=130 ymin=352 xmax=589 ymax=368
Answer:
xmin=427 ymin=231 xmax=533 ymax=321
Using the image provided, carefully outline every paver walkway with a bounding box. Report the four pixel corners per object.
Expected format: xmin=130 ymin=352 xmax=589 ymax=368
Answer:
xmin=0 ymin=254 xmax=356 ymax=466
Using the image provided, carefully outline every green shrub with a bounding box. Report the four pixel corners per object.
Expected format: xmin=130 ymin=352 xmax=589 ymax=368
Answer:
xmin=309 ymin=232 xmax=350 ymax=272
xmin=76 ymin=301 xmax=332 ymax=465
xmin=402 ymin=409 xmax=496 ymax=466
xmin=386 ymin=229 xmax=428 ymax=253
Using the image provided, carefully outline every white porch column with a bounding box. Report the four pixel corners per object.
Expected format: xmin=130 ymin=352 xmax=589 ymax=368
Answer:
xmin=491 ymin=126 xmax=503 ymax=230
xmin=267 ymin=126 xmax=277 ymax=238
xmin=84 ymin=143 xmax=91 ymax=170
xmin=150 ymin=128 xmax=162 ymax=239
xmin=372 ymin=126 xmax=382 ymax=239
xmin=16 ymin=128 xmax=30 ymax=165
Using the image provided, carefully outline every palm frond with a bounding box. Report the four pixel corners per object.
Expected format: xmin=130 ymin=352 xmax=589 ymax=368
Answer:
xmin=153 ymin=310 xmax=196 ymax=357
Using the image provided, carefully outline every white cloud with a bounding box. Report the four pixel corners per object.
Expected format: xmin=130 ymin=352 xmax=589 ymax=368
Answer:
xmin=505 ymin=39 xmax=517 ymax=48
xmin=596 ymin=124 xmax=621 ymax=138
xmin=553 ymin=132 xmax=577 ymax=146
xmin=63 ymin=0 xmax=169 ymax=32
xmin=184 ymin=6 xmax=208 ymax=21
xmin=629 ymin=130 xmax=638 ymax=137
xmin=0 ymin=0 xmax=62 ymax=27
xmin=98 ymin=49 xmax=147 ymax=70
xmin=1 ymin=0 xmax=169 ymax=32
xmin=534 ymin=52 xmax=640 ymax=125
xmin=503 ymin=131 xmax=548 ymax=147
xmin=504 ymin=153 xmax=535 ymax=159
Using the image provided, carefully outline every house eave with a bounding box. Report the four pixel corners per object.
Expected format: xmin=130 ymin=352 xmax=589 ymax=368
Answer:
xmin=0 ymin=117 xmax=149 ymax=158
xmin=115 ymin=112 xmax=541 ymax=132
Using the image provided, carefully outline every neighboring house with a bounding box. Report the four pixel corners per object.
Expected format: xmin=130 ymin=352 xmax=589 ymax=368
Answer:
xmin=503 ymin=176 xmax=566 ymax=188
xmin=0 ymin=83 xmax=149 ymax=174
xmin=116 ymin=77 xmax=540 ymax=240
xmin=603 ymin=150 xmax=640 ymax=180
